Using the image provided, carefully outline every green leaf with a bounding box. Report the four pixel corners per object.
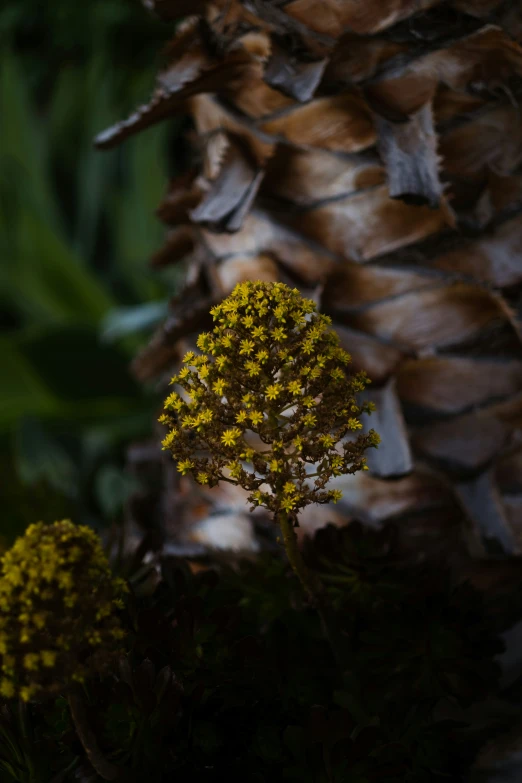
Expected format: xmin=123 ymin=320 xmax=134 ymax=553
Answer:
xmin=73 ymin=57 xmax=117 ymax=261
xmin=16 ymin=325 xmax=140 ymax=404
xmin=283 ymin=725 xmax=307 ymax=761
xmin=0 ymin=337 xmax=55 ymax=428
xmin=95 ymin=464 xmax=142 ymax=518
xmin=101 ymin=300 xmax=169 ymax=341
xmin=0 ymin=758 xmax=20 ymax=781
xmin=0 ymin=720 xmax=25 ymax=769
xmin=0 ymin=327 xmax=148 ymax=432
xmin=252 ymin=724 xmax=283 ymax=762
xmin=6 ymin=209 xmax=112 ymax=325
xmin=111 ymin=108 xmax=170 ymax=298
xmin=0 ymin=49 xmax=60 ymax=229
xmin=14 ymin=418 xmax=79 ymax=498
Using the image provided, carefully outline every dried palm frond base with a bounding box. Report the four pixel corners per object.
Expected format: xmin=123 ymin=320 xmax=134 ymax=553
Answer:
xmin=96 ymin=0 xmax=522 ymax=561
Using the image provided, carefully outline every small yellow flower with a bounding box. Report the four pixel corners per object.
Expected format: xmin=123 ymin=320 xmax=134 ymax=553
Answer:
xmin=331 ymin=455 xmax=343 ymax=470
xmin=330 ymin=367 xmax=344 ymax=381
xmin=177 ymin=459 xmax=195 ymax=475
xmin=245 ymin=360 xmax=261 ymax=377
xmin=287 ymin=380 xmax=301 ymax=395
xmin=197 ymin=472 xmax=210 ymax=485
xmin=23 ymin=653 xmax=40 ymax=671
xmin=227 ymin=313 xmax=239 ymax=326
xmin=240 ymin=339 xmax=255 ymax=355
xmin=221 ymin=428 xmax=242 ymax=447
xmin=252 ymin=325 xmax=266 ymax=341
xmin=220 ymin=334 xmax=233 ymax=349
xmin=58 ymin=572 xmax=73 ymax=590
xmin=40 ymin=650 xmax=56 ymax=668
xmin=227 ymin=462 xmax=243 ymax=480
xmin=319 ymin=434 xmax=335 ymax=448
xmin=293 ymin=436 xmax=303 ymax=452
xmin=303 ymin=413 xmax=317 ymax=428
xmin=20 ymin=686 xmax=34 ymax=703
xmin=164 ymin=392 xmax=180 ymax=410
xmin=213 ymin=379 xmax=226 ymax=396
xmin=249 ymin=411 xmax=263 ymax=427
xmin=266 ymin=384 xmax=281 ymax=401
xmin=274 ymin=305 xmax=286 ymax=321
xmin=0 ymin=679 xmax=15 ymax=699
xmin=198 ymin=409 xmax=213 ymax=425
xmin=235 ymin=411 xmax=248 ymax=424
xmin=161 ymin=430 xmax=179 ymax=450
xmin=272 ymin=327 xmax=286 ymax=342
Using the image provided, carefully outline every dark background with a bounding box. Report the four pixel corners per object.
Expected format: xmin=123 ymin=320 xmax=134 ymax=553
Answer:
xmin=0 ymin=0 xmax=180 ymax=548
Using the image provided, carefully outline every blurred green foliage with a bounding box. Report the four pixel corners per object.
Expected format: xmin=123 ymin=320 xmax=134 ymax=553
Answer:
xmin=0 ymin=0 xmax=181 ymax=545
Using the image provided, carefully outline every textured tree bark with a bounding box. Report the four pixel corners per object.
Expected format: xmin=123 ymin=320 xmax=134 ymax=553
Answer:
xmin=95 ymin=0 xmax=522 ymax=570
xmin=67 ymin=684 xmax=121 ymax=781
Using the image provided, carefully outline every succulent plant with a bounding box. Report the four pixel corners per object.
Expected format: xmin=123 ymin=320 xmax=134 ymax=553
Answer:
xmin=159 ymin=280 xmax=379 ymax=652
xmin=159 ymin=280 xmax=379 ymax=515
xmin=0 ymin=520 xmax=129 ymax=780
xmin=0 ymin=520 xmax=128 ymax=703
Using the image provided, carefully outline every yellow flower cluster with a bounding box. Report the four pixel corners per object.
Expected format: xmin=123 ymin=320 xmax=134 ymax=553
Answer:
xmin=0 ymin=520 xmax=128 ymax=702
xmin=160 ymin=281 xmax=380 ymax=517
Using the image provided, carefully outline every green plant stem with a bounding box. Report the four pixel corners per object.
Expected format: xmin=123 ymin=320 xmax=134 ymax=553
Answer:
xmin=67 ymin=684 xmax=121 ymax=781
xmin=278 ymin=510 xmax=322 ymax=599
xmin=17 ymin=699 xmax=37 ymax=783
xmin=277 ymin=510 xmax=344 ymax=670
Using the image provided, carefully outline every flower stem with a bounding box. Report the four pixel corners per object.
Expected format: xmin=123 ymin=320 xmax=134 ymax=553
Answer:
xmin=67 ymin=684 xmax=121 ymax=781
xmin=277 ymin=510 xmax=344 ymax=670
